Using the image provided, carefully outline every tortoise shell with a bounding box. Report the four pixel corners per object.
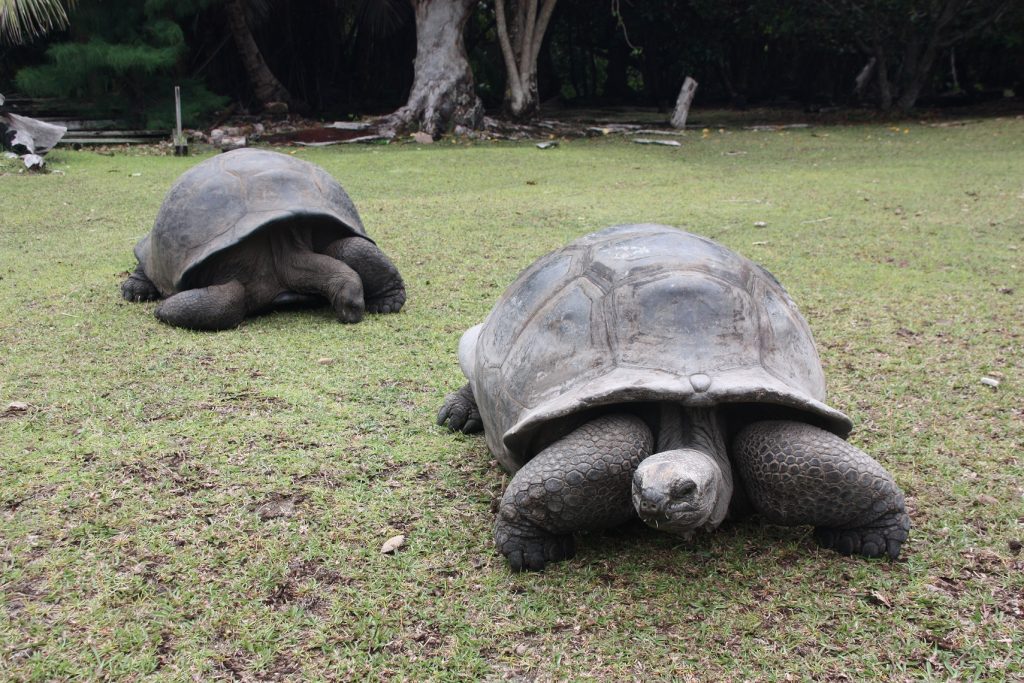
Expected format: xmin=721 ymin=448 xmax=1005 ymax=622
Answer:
xmin=463 ymin=224 xmax=852 ymax=471
xmin=135 ymin=148 xmax=370 ymax=296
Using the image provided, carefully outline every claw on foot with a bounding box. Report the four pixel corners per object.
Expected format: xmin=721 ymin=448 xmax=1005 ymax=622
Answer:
xmin=495 ymin=517 xmax=575 ymax=572
xmin=815 ymin=511 xmax=911 ymax=559
xmin=366 ymin=289 xmax=406 ymax=315
xmin=436 ymin=385 xmax=482 ymax=433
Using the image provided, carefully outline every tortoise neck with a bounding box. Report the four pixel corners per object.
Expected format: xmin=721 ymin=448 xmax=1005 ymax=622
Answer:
xmin=657 ymin=404 xmax=726 ymax=454
xmin=683 ymin=406 xmax=726 ymax=456
xmin=658 ymin=404 xmax=734 ymax=527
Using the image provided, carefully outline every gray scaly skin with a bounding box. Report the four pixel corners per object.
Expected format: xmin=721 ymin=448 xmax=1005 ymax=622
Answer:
xmin=494 ymin=414 xmax=653 ymax=572
xmin=732 ymin=421 xmax=910 ymax=559
xmin=121 ymin=228 xmax=405 ymax=331
xmin=439 ymin=384 xmax=910 ymax=570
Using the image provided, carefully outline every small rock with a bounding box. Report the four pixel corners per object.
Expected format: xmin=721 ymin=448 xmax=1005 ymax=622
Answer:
xmin=412 ymin=131 xmax=434 ymax=144
xmin=381 ymin=534 xmax=405 ymax=554
xmin=515 ymin=644 xmax=528 ymax=655
xmin=753 ymin=221 xmax=768 ymax=228
xmin=264 ymin=101 xmax=289 ymax=117
xmin=979 ymin=376 xmax=1000 ymax=388
xmin=317 ymin=358 xmax=335 ymax=366
xmin=220 ymin=136 xmax=247 ymax=151
xmin=536 ymin=141 xmax=558 ymax=149
xmin=23 ymin=154 xmax=45 ymax=171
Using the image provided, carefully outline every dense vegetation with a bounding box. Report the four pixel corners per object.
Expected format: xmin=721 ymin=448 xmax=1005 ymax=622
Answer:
xmin=2 ymin=0 xmax=1023 ymax=128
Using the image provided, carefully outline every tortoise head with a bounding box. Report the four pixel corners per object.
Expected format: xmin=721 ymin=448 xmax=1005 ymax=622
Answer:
xmin=631 ymin=449 xmax=728 ymax=537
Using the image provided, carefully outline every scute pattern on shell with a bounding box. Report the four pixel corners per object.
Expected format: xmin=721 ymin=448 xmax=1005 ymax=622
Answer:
xmin=467 ymin=224 xmax=853 ymax=472
xmin=135 ymin=148 xmax=369 ymax=296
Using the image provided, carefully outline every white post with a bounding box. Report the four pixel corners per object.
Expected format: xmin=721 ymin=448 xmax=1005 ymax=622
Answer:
xmin=670 ymin=76 xmax=698 ymax=129
xmin=174 ymin=85 xmax=183 ymax=142
xmin=173 ymin=86 xmax=189 ymax=155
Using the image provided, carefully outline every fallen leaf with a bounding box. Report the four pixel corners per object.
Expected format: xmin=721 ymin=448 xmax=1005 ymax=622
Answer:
xmin=257 ymin=498 xmax=296 ymax=521
xmin=975 ymin=494 xmax=999 ymax=506
xmin=317 ymin=358 xmax=335 ymax=366
xmin=866 ymin=590 xmax=892 ymax=608
xmin=3 ymin=401 xmax=29 ymax=416
xmin=381 ymin=534 xmax=405 ymax=554
xmin=753 ymin=221 xmax=767 ymax=228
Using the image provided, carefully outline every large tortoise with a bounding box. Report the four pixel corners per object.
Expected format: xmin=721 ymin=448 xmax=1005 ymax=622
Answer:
xmin=121 ymin=148 xmax=405 ymax=330
xmin=439 ymin=224 xmax=910 ymax=571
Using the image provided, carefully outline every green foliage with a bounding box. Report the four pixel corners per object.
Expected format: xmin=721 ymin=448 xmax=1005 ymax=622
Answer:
xmin=0 ymin=118 xmax=1022 ymax=678
xmin=13 ymin=1 xmax=226 ymax=127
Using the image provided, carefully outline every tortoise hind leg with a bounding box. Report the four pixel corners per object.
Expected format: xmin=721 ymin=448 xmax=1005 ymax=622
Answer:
xmin=121 ymin=264 xmax=160 ymax=302
xmin=323 ymin=237 xmax=406 ymax=314
xmin=437 ymin=383 xmax=482 ymax=433
xmin=495 ymin=413 xmax=653 ymax=571
xmin=274 ymin=232 xmax=365 ymax=323
xmin=155 ymin=281 xmax=247 ymax=330
xmin=732 ymin=420 xmax=910 ymax=559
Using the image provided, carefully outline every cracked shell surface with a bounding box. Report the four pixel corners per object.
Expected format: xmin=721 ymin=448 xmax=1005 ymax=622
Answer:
xmin=467 ymin=224 xmax=853 ymax=472
xmin=134 ymin=148 xmax=370 ymax=296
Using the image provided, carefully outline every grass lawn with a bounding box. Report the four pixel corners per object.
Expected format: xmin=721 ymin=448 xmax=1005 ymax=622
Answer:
xmin=1 ymin=115 xmax=1022 ymax=681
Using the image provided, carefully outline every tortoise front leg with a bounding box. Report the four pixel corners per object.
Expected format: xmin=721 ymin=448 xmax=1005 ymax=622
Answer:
xmin=732 ymin=420 xmax=911 ymax=559
xmin=155 ymin=281 xmax=247 ymax=330
xmin=322 ymin=237 xmax=406 ymax=314
xmin=495 ymin=413 xmax=653 ymax=571
xmin=121 ymin=264 xmax=161 ymax=302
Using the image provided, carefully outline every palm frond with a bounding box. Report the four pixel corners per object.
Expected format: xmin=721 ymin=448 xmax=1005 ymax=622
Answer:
xmin=0 ymin=0 xmax=76 ymax=45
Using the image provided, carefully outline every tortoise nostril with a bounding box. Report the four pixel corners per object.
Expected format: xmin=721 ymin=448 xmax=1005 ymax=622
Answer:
xmin=639 ymin=500 xmax=659 ymax=515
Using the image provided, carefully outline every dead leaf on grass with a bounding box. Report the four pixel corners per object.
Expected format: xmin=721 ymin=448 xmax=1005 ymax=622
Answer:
xmin=381 ymin=534 xmax=405 ymax=554
xmin=866 ymin=590 xmax=892 ymax=608
xmin=257 ymin=497 xmax=297 ymax=521
xmin=3 ymin=401 xmax=29 ymax=416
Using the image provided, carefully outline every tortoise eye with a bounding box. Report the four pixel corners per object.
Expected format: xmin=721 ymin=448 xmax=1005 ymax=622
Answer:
xmin=671 ymin=480 xmax=696 ymax=499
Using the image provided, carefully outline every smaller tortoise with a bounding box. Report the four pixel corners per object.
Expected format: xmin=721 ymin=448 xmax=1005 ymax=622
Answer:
xmin=439 ymin=224 xmax=910 ymax=571
xmin=121 ymin=148 xmax=405 ymax=330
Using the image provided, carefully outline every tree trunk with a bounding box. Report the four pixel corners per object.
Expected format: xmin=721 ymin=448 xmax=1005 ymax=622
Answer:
xmin=381 ymin=0 xmax=484 ymax=138
xmin=495 ymin=0 xmax=558 ymax=119
xmin=224 ymin=0 xmax=291 ymax=108
xmin=670 ymin=76 xmax=697 ymax=129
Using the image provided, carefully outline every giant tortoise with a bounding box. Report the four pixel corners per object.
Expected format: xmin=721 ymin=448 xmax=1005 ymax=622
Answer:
xmin=121 ymin=148 xmax=405 ymax=330
xmin=439 ymin=224 xmax=910 ymax=571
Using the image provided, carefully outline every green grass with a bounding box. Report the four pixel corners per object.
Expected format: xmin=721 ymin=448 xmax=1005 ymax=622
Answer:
xmin=1 ymin=117 xmax=1022 ymax=681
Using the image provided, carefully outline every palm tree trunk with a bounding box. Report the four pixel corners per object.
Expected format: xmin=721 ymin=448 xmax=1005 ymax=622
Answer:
xmin=224 ymin=0 xmax=291 ymax=108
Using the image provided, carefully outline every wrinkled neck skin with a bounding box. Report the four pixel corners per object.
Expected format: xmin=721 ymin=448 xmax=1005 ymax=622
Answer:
xmin=631 ymin=404 xmax=734 ymax=537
